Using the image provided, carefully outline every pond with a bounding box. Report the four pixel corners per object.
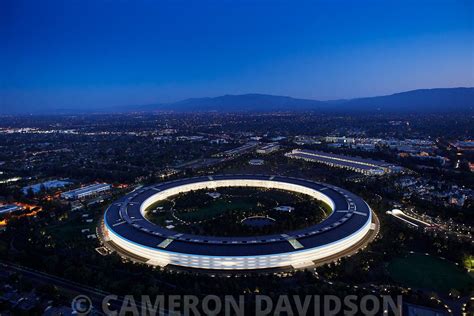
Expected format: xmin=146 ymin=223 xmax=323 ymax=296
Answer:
xmin=241 ymin=216 xmax=276 ymax=227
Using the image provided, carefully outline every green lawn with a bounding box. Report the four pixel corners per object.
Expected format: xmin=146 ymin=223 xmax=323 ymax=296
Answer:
xmin=388 ymin=253 xmax=474 ymax=293
xmin=47 ymin=219 xmax=96 ymax=241
xmin=175 ymin=199 xmax=256 ymax=222
xmin=145 ymin=187 xmax=331 ymax=235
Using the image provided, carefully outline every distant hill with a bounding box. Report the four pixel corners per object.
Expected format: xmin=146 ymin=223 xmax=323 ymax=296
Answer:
xmin=2 ymin=87 xmax=473 ymax=114
xmin=336 ymin=88 xmax=474 ymax=113
xmin=143 ymin=87 xmax=474 ymax=113
xmin=139 ymin=94 xmax=326 ymax=112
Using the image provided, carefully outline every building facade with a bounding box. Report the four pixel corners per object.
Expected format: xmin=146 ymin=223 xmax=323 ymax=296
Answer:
xmin=102 ymin=175 xmax=375 ymax=271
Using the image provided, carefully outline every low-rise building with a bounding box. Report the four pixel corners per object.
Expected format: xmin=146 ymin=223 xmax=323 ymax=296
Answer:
xmin=0 ymin=204 xmax=22 ymax=215
xmin=256 ymin=143 xmax=280 ymax=154
xmin=217 ymin=142 xmax=259 ymax=157
xmin=61 ymin=183 xmax=111 ymax=200
xmin=286 ymin=149 xmax=401 ymax=176
xmin=248 ymin=159 xmax=264 ymax=166
xmin=324 ymin=136 xmax=355 ymax=144
xmin=293 ymin=135 xmax=322 ymax=145
xmin=22 ymin=179 xmax=72 ymax=195
xmin=206 ymin=192 xmax=221 ymax=199
xmin=274 ymin=206 xmax=294 ymax=212
xmin=449 ymin=140 xmax=474 ymax=152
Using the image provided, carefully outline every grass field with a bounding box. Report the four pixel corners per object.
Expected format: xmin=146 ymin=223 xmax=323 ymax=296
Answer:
xmin=47 ymin=219 xmax=96 ymax=241
xmin=388 ymin=253 xmax=474 ymax=293
xmin=176 ymin=199 xmax=256 ymax=222
xmin=144 ymin=187 xmax=330 ymax=236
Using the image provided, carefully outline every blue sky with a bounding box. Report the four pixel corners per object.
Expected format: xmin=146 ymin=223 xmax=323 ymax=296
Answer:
xmin=1 ymin=0 xmax=473 ymax=111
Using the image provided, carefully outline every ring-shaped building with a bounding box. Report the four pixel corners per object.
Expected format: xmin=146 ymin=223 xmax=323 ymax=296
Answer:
xmin=103 ymin=175 xmax=375 ymax=271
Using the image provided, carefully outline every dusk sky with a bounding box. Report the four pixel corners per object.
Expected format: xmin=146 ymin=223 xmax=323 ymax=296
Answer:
xmin=1 ymin=0 xmax=473 ymax=112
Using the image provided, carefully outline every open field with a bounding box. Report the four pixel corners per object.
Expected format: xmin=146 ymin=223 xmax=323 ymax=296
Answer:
xmin=388 ymin=253 xmax=474 ymax=293
xmin=144 ymin=185 xmax=330 ymax=236
xmin=175 ymin=199 xmax=256 ymax=222
xmin=46 ymin=218 xmax=96 ymax=241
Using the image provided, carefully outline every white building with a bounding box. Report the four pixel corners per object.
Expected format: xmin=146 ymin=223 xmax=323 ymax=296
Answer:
xmin=256 ymin=143 xmax=280 ymax=154
xmin=22 ymin=179 xmax=72 ymax=195
xmin=293 ymin=136 xmax=322 ymax=145
xmin=218 ymin=142 xmax=259 ymax=157
xmin=274 ymin=206 xmax=294 ymax=212
xmin=206 ymin=192 xmax=221 ymax=199
xmin=103 ymin=175 xmax=375 ymax=271
xmin=61 ymin=183 xmax=111 ymax=200
xmin=0 ymin=204 xmax=22 ymax=215
xmin=324 ymin=136 xmax=355 ymax=144
xmin=248 ymin=159 xmax=264 ymax=166
xmin=286 ymin=149 xmax=401 ymax=176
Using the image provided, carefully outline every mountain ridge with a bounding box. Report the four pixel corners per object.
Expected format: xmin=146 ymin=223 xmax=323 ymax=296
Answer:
xmin=140 ymin=87 xmax=474 ymax=113
xmin=2 ymin=87 xmax=473 ymax=114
